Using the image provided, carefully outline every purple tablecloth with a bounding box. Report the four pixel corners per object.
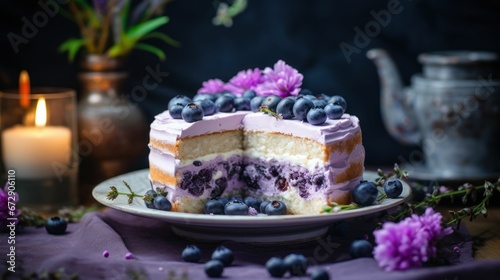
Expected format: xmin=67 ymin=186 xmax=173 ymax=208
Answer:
xmin=1 ymin=208 xmax=500 ymax=279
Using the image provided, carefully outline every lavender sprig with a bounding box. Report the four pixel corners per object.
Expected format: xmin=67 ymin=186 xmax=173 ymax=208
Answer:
xmin=106 ymin=181 xmax=143 ymax=204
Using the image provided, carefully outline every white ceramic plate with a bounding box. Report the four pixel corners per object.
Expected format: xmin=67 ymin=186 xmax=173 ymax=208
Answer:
xmin=93 ymin=169 xmax=411 ymax=244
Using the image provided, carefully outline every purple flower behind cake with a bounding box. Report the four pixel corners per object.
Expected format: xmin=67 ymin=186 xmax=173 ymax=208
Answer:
xmin=0 ymin=182 xmax=20 ymax=230
xmin=225 ymin=68 xmax=265 ymax=95
xmin=198 ymin=79 xmax=227 ymax=94
xmin=255 ymin=60 xmax=303 ymax=97
xmin=373 ymin=208 xmax=452 ymax=271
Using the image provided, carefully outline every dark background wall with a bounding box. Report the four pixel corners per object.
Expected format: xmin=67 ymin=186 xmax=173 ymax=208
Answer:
xmin=1 ymin=0 xmax=500 ymax=168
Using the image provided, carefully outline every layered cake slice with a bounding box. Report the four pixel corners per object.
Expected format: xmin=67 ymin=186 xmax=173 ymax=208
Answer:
xmin=242 ymin=113 xmax=364 ymax=214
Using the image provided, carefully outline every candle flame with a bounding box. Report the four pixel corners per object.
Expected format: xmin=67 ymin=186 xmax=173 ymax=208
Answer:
xmin=35 ymin=98 xmax=47 ymax=127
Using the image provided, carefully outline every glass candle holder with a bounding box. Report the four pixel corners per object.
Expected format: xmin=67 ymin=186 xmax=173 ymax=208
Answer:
xmin=0 ymin=88 xmax=78 ymax=211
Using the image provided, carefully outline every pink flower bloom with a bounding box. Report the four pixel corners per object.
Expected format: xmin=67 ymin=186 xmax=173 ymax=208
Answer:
xmin=0 ymin=182 xmax=20 ymax=230
xmin=373 ymin=208 xmax=452 ymax=271
xmin=225 ymin=68 xmax=265 ymax=95
xmin=198 ymin=79 xmax=226 ymax=94
xmin=255 ymin=60 xmax=303 ymax=97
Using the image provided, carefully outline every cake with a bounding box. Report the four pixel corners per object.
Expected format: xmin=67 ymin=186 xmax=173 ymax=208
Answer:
xmin=148 ymin=60 xmax=365 ymax=215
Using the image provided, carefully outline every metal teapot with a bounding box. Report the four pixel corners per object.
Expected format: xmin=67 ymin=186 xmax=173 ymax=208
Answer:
xmin=367 ymin=49 xmax=500 ymax=180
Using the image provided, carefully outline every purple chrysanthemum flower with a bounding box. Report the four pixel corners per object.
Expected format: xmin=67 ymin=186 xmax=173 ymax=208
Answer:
xmin=373 ymin=207 xmax=452 ymax=271
xmin=255 ymin=60 xmax=303 ymax=97
xmin=225 ymin=68 xmax=265 ymax=95
xmin=197 ymin=79 xmax=227 ymax=94
xmin=0 ymin=182 xmax=20 ymax=230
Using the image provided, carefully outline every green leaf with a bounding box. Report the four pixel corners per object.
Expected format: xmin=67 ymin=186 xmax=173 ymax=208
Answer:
xmin=126 ymin=16 xmax=169 ymax=41
xmin=142 ymin=31 xmax=180 ymax=47
xmin=133 ymin=43 xmax=166 ymax=60
xmin=58 ymin=38 xmax=86 ymax=61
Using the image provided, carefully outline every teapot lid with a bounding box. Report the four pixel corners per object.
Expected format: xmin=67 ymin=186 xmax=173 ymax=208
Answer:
xmin=418 ymin=51 xmax=498 ymax=65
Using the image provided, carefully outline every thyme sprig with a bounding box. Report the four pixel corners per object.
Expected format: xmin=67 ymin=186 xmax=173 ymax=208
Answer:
xmin=106 ymin=181 xmax=166 ymax=205
xmin=259 ymin=106 xmax=282 ymax=120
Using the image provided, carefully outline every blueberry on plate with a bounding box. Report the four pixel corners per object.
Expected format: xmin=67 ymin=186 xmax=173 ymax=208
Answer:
xmin=181 ymin=103 xmax=204 ymax=122
xmin=259 ymin=201 xmax=271 ymax=213
xmin=306 ymin=107 xmax=327 ymax=125
xmin=182 ymin=245 xmax=202 ymax=263
xmin=293 ymin=98 xmax=314 ymax=121
xmin=224 ymin=200 xmax=249 ymax=215
xmin=211 ymin=246 xmax=234 ymax=266
xmin=45 ymin=216 xmax=68 ymax=235
xmin=349 ymin=239 xmax=373 ymax=258
xmin=194 ymin=99 xmax=217 ymax=116
xmin=265 ymin=200 xmax=287 ymax=215
xmin=383 ymin=178 xmax=403 ymax=198
xmin=311 ymin=268 xmax=330 ymax=280
xmin=266 ymin=257 xmax=287 ymax=277
xmin=284 ymin=253 xmax=308 ymax=276
xmin=193 ymin=93 xmax=218 ymax=102
xmin=168 ymin=95 xmax=192 ymax=110
xmin=153 ymin=196 xmax=172 ymax=211
xmin=250 ymin=96 xmax=265 ymax=112
xmin=243 ymin=196 xmax=262 ymax=211
xmin=324 ymin=103 xmax=344 ymax=119
xmin=143 ymin=189 xmax=157 ymax=209
xmin=242 ymin=90 xmax=257 ymax=99
xmin=205 ymin=259 xmax=224 ymax=277
xmin=261 ymin=95 xmax=282 ymax=112
xmin=276 ymin=97 xmax=296 ymax=119
xmin=234 ymin=97 xmax=252 ymax=111
xmin=352 ymin=181 xmax=379 ymax=207
xmin=204 ymin=198 xmax=225 ymax=215
xmin=169 ymin=103 xmax=184 ymax=119
xmin=328 ymin=95 xmax=347 ymax=111
xmin=215 ymin=95 xmax=235 ymax=112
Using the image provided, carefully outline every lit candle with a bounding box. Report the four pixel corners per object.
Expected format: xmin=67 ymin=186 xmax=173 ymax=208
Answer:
xmin=2 ymin=98 xmax=72 ymax=179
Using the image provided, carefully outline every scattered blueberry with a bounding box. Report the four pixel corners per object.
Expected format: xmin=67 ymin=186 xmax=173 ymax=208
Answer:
xmin=169 ymin=103 xmax=184 ymax=119
xmin=182 ymin=245 xmax=202 ymax=263
xmin=45 ymin=216 xmax=68 ymax=235
xmin=349 ymin=239 xmax=373 ymax=258
xmin=293 ymin=98 xmax=314 ymax=121
xmin=265 ymin=257 xmax=287 ymax=278
xmin=284 ymin=253 xmax=308 ymax=276
xmin=383 ymin=178 xmax=403 ymax=198
xmin=328 ymin=95 xmax=347 ymax=111
xmin=243 ymin=197 xmax=262 ymax=211
xmin=204 ymin=198 xmax=225 ymax=215
xmin=215 ymin=95 xmax=235 ymax=112
xmin=181 ymin=103 xmax=204 ymax=122
xmin=153 ymin=195 xmax=172 ymax=211
xmin=144 ymin=189 xmax=158 ymax=209
xmin=276 ymin=97 xmax=296 ymax=119
xmin=352 ymin=181 xmax=379 ymax=207
xmin=217 ymin=197 xmax=229 ymax=207
xmin=224 ymin=200 xmax=249 ymax=215
xmin=265 ymin=200 xmax=287 ymax=215
xmin=261 ymin=95 xmax=282 ymax=112
xmin=234 ymin=97 xmax=252 ymax=111
xmin=259 ymin=201 xmax=271 ymax=213
xmin=205 ymin=259 xmax=224 ymax=278
xmin=168 ymin=95 xmax=192 ymax=110
xmin=102 ymin=250 xmax=110 ymax=258
xmin=211 ymin=246 xmax=234 ymax=266
xmin=312 ymin=99 xmax=328 ymax=108
xmin=242 ymin=90 xmax=257 ymax=99
xmin=194 ymin=99 xmax=217 ymax=116
xmin=311 ymin=268 xmax=330 ymax=280
xmin=250 ymin=96 xmax=265 ymax=112
xmin=324 ymin=103 xmax=344 ymax=119
xmin=306 ymin=107 xmax=327 ymax=125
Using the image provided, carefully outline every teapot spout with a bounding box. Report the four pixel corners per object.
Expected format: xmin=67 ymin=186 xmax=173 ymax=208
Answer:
xmin=366 ymin=49 xmax=421 ymax=145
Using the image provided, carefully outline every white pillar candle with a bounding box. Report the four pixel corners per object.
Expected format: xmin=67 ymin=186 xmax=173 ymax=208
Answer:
xmin=1 ymin=97 xmax=72 ymax=179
